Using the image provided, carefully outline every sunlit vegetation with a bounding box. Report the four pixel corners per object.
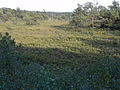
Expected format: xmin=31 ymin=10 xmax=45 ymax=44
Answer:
xmin=70 ymin=0 xmax=120 ymax=29
xmin=0 ymin=0 xmax=120 ymax=89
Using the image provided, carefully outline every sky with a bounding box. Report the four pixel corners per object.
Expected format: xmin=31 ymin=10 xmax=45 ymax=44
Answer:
xmin=0 ymin=0 xmax=119 ymax=12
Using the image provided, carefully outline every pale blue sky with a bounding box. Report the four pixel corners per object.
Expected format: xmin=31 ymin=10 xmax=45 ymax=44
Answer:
xmin=0 ymin=0 xmax=119 ymax=12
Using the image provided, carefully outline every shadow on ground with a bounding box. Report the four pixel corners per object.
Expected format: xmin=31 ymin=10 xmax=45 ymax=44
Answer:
xmin=109 ymin=30 xmax=120 ymax=37
xmin=76 ymin=37 xmax=120 ymax=59
xmin=17 ymin=45 xmax=119 ymax=68
xmin=51 ymin=24 xmax=76 ymax=31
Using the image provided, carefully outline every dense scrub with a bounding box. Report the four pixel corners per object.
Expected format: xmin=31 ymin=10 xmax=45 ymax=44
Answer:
xmin=0 ymin=7 xmax=71 ymax=25
xmin=70 ymin=0 xmax=120 ymax=29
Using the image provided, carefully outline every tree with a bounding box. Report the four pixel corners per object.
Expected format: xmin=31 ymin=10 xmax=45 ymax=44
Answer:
xmin=70 ymin=4 xmax=86 ymax=27
xmin=70 ymin=0 xmax=120 ymax=29
xmin=70 ymin=2 xmax=100 ymax=28
xmin=108 ymin=0 xmax=120 ymax=29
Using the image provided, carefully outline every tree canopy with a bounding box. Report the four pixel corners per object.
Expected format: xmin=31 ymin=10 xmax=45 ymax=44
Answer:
xmin=70 ymin=0 xmax=120 ymax=29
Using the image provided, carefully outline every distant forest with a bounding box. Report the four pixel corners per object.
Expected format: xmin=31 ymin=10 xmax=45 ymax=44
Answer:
xmin=0 ymin=7 xmax=71 ymax=25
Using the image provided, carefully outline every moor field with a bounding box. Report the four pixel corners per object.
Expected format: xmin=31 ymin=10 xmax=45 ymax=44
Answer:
xmin=0 ymin=20 xmax=120 ymax=89
xmin=0 ymin=20 xmax=120 ymax=67
xmin=1 ymin=0 xmax=120 ymax=89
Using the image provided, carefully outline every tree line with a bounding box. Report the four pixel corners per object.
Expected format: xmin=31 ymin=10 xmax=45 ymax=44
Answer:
xmin=70 ymin=0 xmax=120 ymax=29
xmin=0 ymin=7 xmax=71 ymax=25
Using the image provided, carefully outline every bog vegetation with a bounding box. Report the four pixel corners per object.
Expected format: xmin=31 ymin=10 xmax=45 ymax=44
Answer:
xmin=0 ymin=0 xmax=120 ymax=89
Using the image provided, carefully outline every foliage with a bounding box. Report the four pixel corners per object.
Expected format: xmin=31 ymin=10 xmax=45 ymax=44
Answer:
xmin=24 ymin=17 xmax=39 ymax=25
xmin=0 ymin=32 xmax=17 ymax=69
xmin=83 ymin=58 xmax=120 ymax=89
xmin=0 ymin=7 xmax=71 ymax=25
xmin=70 ymin=0 xmax=120 ymax=29
xmin=0 ymin=33 xmax=19 ymax=89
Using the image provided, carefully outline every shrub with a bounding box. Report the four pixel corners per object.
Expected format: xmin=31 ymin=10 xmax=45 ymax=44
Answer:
xmin=0 ymin=33 xmax=22 ymax=89
xmin=83 ymin=58 xmax=120 ymax=89
xmin=0 ymin=32 xmax=16 ymax=69
xmin=24 ymin=18 xmax=39 ymax=25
